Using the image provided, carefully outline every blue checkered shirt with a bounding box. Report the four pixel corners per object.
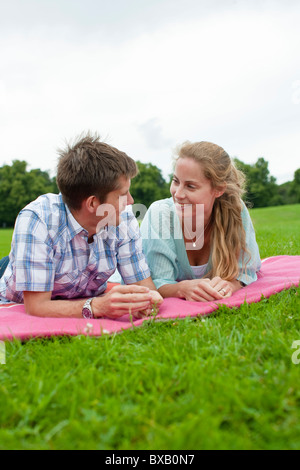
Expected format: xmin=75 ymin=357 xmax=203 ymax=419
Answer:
xmin=0 ymin=194 xmax=150 ymax=304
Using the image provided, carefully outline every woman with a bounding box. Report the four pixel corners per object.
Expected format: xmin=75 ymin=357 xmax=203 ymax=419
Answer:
xmin=140 ymin=141 xmax=261 ymax=302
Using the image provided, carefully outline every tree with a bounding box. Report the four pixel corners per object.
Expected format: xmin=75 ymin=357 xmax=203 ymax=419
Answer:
xmin=0 ymin=160 xmax=58 ymax=227
xmin=278 ymin=181 xmax=294 ymax=205
xmin=289 ymin=168 xmax=300 ymax=203
xmin=130 ymin=161 xmax=170 ymax=211
xmin=234 ymin=157 xmax=281 ymax=207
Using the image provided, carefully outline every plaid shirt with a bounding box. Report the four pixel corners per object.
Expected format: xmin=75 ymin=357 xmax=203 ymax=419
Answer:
xmin=0 ymin=194 xmax=150 ymax=304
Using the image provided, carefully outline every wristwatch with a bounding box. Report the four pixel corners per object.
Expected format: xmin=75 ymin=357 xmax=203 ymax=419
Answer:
xmin=82 ymin=298 xmax=95 ymax=319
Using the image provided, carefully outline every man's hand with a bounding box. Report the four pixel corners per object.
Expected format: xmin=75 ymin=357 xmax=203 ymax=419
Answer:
xmin=93 ymin=284 xmax=156 ymax=319
xmin=149 ymin=289 xmax=164 ymax=307
xmin=133 ymin=289 xmax=164 ymax=318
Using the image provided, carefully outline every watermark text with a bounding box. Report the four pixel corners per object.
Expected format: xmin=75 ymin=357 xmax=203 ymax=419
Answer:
xmin=96 ymin=200 xmax=206 ymax=250
xmin=291 ymin=340 xmax=300 ymax=364
xmin=0 ymin=341 xmax=5 ymax=365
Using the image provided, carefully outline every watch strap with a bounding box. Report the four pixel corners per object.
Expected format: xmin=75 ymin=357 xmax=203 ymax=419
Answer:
xmin=82 ymin=298 xmax=95 ymax=319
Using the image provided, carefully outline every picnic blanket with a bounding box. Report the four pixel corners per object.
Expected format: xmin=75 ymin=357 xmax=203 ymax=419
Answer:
xmin=0 ymin=255 xmax=299 ymax=341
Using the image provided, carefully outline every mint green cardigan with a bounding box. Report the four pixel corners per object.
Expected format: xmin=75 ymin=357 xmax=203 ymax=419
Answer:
xmin=140 ymin=197 xmax=261 ymax=289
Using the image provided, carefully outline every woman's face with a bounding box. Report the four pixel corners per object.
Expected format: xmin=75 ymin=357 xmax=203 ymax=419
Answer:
xmin=170 ymin=157 xmax=222 ymax=220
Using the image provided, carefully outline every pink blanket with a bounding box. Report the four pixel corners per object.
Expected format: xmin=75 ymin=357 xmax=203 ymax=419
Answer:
xmin=0 ymin=256 xmax=299 ymax=341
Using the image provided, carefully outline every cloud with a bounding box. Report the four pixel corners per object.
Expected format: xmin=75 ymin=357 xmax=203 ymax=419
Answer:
xmin=137 ymin=118 xmax=173 ymax=150
xmin=0 ymin=1 xmax=299 ymax=184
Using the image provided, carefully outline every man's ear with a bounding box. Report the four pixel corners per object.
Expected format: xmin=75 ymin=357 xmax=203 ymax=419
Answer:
xmin=85 ymin=195 xmax=101 ymax=213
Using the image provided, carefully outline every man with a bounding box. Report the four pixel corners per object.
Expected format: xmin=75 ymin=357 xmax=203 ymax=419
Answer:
xmin=0 ymin=133 xmax=162 ymax=319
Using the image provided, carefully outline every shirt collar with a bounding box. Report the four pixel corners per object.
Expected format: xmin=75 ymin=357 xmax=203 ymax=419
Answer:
xmin=64 ymin=203 xmax=89 ymax=240
xmin=63 ymin=198 xmax=130 ymax=241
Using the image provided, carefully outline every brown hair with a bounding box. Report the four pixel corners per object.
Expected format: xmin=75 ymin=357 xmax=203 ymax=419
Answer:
xmin=56 ymin=132 xmax=138 ymax=210
xmin=176 ymin=141 xmax=250 ymax=281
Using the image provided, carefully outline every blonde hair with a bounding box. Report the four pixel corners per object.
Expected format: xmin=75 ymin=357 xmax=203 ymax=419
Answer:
xmin=176 ymin=141 xmax=250 ymax=281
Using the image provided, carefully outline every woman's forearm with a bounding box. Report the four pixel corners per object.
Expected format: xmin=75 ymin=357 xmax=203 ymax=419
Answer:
xmin=158 ymin=281 xmax=187 ymax=299
xmin=228 ymin=279 xmax=244 ymax=293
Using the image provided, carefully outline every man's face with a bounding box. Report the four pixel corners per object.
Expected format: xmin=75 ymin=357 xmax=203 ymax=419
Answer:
xmin=96 ymin=176 xmax=134 ymax=229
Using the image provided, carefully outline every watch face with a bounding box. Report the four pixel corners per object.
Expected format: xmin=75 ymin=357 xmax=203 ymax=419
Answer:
xmin=82 ymin=307 xmax=93 ymax=319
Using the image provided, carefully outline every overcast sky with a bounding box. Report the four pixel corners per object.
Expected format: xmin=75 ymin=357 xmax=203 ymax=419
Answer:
xmin=1 ymin=0 xmax=299 ymax=184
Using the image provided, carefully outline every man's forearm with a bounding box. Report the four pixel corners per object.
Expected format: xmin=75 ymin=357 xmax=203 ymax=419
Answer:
xmin=24 ymin=292 xmax=87 ymax=318
xmin=23 ymin=284 xmax=156 ymax=319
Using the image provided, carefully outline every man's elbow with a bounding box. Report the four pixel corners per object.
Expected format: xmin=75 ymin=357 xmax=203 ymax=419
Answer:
xmin=23 ymin=291 xmax=51 ymax=317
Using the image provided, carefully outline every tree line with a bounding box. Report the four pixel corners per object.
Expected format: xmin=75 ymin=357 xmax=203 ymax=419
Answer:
xmin=0 ymin=158 xmax=299 ymax=227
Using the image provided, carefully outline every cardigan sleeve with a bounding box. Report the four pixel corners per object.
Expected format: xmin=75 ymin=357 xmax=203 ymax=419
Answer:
xmin=237 ymin=203 xmax=261 ymax=285
xmin=140 ymin=201 xmax=179 ymax=289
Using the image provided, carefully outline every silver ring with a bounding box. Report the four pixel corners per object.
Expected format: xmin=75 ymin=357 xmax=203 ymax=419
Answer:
xmin=219 ymin=288 xmax=226 ymax=296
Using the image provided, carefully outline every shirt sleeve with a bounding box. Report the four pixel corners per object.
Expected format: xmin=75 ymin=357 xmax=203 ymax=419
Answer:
xmin=140 ymin=201 xmax=179 ymax=289
xmin=116 ymin=210 xmax=151 ymax=284
xmin=237 ymin=203 xmax=262 ymax=285
xmin=12 ymin=209 xmax=56 ymax=292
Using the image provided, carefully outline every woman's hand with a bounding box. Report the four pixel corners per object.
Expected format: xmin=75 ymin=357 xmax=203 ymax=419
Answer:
xmin=207 ymin=277 xmax=233 ymax=299
xmin=209 ymin=277 xmax=243 ymax=297
xmin=177 ymin=277 xmax=242 ymax=302
xmin=178 ymin=279 xmax=225 ymax=302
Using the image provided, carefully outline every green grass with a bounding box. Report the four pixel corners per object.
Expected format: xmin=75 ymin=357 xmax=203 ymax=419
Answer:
xmin=0 ymin=204 xmax=300 ymax=450
xmin=0 ymin=229 xmax=13 ymax=258
xmin=250 ymin=204 xmax=300 ymax=259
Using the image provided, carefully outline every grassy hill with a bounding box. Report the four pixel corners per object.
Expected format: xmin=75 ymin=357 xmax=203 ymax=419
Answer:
xmin=0 ymin=204 xmax=299 ymax=450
